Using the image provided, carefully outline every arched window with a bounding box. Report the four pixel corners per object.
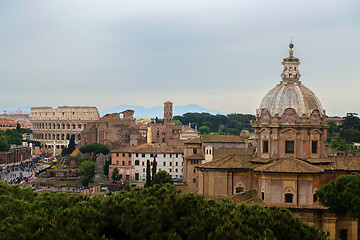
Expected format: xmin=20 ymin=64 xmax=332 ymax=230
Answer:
xmin=135 ymin=160 xmax=140 ymax=166
xmin=284 ymin=187 xmax=295 ymax=204
xmin=234 ymin=183 xmax=245 ymax=194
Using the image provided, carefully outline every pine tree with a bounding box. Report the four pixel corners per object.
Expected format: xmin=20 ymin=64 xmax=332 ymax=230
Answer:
xmin=145 ymin=159 xmax=151 ymax=187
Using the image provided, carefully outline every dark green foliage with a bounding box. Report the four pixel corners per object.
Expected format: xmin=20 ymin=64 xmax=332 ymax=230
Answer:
xmin=79 ymin=161 xmax=96 ymax=187
xmin=145 ymin=159 xmax=151 ymax=187
xmin=152 ymin=171 xmax=173 ymax=185
xmin=61 ymin=147 xmax=69 ymax=156
xmin=79 ymin=143 xmax=110 ymax=162
xmin=173 ymin=112 xmax=255 ymax=134
xmin=0 ymin=136 xmax=9 ymax=152
xmin=1 ymin=129 xmax=22 ymax=145
xmin=16 ymin=122 xmax=21 ymax=132
xmin=152 ymin=156 xmax=157 ymax=180
xmin=103 ymin=159 xmax=110 ymax=176
xmin=111 ymin=168 xmax=119 ymax=183
xmin=68 ymin=134 xmax=76 ymax=154
xmin=317 ymin=173 xmax=360 ymax=219
xmin=342 ymin=129 xmax=360 ymax=143
xmin=0 ymin=183 xmax=328 ymax=239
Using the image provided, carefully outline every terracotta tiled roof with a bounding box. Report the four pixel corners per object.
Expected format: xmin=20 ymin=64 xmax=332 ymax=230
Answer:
xmin=254 ymin=158 xmax=324 ymax=174
xmin=304 ymin=158 xmax=334 ymax=164
xmin=184 ymin=138 xmax=201 ymax=144
xmin=186 ymin=153 xmax=204 ymax=160
xmin=319 ymin=156 xmax=360 ymax=171
xmin=200 ymin=135 xmax=246 ymax=143
xmin=197 ymin=154 xmax=256 ymax=169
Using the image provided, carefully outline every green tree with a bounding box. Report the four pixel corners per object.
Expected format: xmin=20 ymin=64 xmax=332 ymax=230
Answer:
xmin=342 ymin=128 xmax=360 ymax=143
xmin=152 ymin=171 xmax=173 ymax=185
xmin=79 ymin=160 xmax=96 ymax=186
xmin=199 ymin=126 xmax=211 ymax=135
xmin=111 ymin=168 xmax=119 ymax=183
xmin=68 ymin=134 xmax=76 ymax=154
xmin=79 ymin=142 xmax=110 ymax=162
xmin=61 ymin=147 xmax=69 ymax=156
xmin=0 ymin=183 xmax=328 ymax=239
xmin=152 ymin=157 xmax=157 ymax=181
xmin=316 ymin=173 xmax=360 ymax=219
xmin=16 ymin=122 xmax=21 ymax=132
xmin=172 ymin=119 xmax=182 ymax=125
xmin=0 ymin=137 xmax=9 ymax=152
xmin=145 ymin=159 xmax=151 ymax=187
xmin=103 ymin=159 xmax=110 ymax=176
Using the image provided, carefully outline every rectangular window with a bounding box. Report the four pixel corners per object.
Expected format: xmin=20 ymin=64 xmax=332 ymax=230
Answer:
xmin=136 ymin=153 xmax=139 ymax=157
xmin=312 ymin=141 xmax=318 ymax=154
xmin=285 ymin=193 xmax=293 ymax=203
xmin=176 ymin=162 xmax=178 ymax=166
xmin=128 ymin=161 xmax=131 ymax=165
xmin=142 ymin=154 xmax=145 ymax=158
xmin=122 ymin=153 xmax=125 ymax=157
xmin=135 ymin=173 xmax=139 ymax=180
xmin=285 ymin=141 xmax=294 ymax=154
xmin=116 ymin=153 xmax=119 ymax=157
xmin=142 ymin=162 xmax=145 ymax=166
xmin=193 ymin=149 xmax=197 ymax=154
xmin=176 ymin=154 xmax=178 ymax=158
xmin=263 ymin=140 xmax=269 ymax=153
xmin=129 ymin=153 xmax=131 ymax=157
xmin=122 ymin=161 xmax=125 ymax=165
xmin=170 ymin=162 xmax=172 ymax=166
xmin=170 ymin=154 xmax=172 ymax=157
xmin=163 ymin=162 xmax=166 ymax=166
xmin=150 ymin=154 xmax=153 ymax=157
xmin=116 ymin=161 xmax=119 ymax=165
xmin=175 ymin=169 xmax=178 ymax=172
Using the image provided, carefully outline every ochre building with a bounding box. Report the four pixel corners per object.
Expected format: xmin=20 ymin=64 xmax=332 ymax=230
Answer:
xmin=196 ymin=43 xmax=359 ymax=239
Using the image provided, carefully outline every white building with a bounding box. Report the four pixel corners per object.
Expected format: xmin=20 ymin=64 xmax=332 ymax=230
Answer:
xmin=133 ymin=150 xmax=183 ymax=182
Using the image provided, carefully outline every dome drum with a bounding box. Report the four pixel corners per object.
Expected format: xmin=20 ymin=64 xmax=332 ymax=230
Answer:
xmin=253 ymin=43 xmax=328 ymax=160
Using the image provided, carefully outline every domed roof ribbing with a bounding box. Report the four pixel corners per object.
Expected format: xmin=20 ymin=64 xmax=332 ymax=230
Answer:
xmin=258 ymin=43 xmax=325 ymax=117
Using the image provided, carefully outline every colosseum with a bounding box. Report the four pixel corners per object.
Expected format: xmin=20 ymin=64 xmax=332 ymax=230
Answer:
xmin=30 ymin=106 xmax=100 ymax=150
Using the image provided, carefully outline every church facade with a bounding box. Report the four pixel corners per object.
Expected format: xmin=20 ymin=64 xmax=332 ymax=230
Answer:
xmin=196 ymin=43 xmax=359 ymax=239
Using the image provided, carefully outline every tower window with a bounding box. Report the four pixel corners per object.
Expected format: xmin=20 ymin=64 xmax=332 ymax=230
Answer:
xmin=261 ymin=192 xmax=265 ymax=201
xmin=285 ymin=141 xmax=294 ymax=154
xmin=285 ymin=193 xmax=293 ymax=203
xmin=312 ymin=141 xmax=318 ymax=154
xmin=289 ymin=67 xmax=292 ymax=70
xmin=263 ymin=140 xmax=269 ymax=153
xmin=289 ymin=74 xmax=292 ymax=78
xmin=294 ymin=67 xmax=296 ymax=70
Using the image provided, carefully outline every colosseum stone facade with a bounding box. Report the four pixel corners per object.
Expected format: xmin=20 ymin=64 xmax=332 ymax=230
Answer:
xmin=30 ymin=106 xmax=100 ymax=150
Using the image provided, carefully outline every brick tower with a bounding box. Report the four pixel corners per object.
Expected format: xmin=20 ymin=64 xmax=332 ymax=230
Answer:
xmin=164 ymin=101 xmax=173 ymax=142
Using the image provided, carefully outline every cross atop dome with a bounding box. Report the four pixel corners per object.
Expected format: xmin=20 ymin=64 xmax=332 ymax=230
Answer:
xmin=281 ymin=42 xmax=301 ymax=82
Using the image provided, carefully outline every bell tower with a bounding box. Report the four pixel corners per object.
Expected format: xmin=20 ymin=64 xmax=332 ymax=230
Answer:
xmin=164 ymin=101 xmax=173 ymax=142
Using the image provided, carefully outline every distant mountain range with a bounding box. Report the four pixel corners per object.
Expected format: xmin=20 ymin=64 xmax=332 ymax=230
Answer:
xmin=0 ymin=104 xmax=224 ymax=118
xmin=99 ymin=104 xmax=224 ymax=118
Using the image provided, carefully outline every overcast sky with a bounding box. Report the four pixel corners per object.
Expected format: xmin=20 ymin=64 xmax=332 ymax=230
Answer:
xmin=0 ymin=0 xmax=359 ymax=116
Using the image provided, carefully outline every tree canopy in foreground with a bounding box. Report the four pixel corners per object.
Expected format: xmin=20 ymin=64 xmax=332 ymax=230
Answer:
xmin=0 ymin=183 xmax=328 ymax=240
xmin=317 ymin=172 xmax=360 ymax=219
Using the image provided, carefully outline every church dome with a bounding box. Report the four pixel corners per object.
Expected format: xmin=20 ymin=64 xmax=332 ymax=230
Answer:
xmin=258 ymin=43 xmax=325 ymax=117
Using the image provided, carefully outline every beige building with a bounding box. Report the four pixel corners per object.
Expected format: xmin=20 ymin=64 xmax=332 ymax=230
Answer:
xmin=30 ymin=106 xmax=100 ymax=150
xmin=196 ymin=43 xmax=359 ymax=239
